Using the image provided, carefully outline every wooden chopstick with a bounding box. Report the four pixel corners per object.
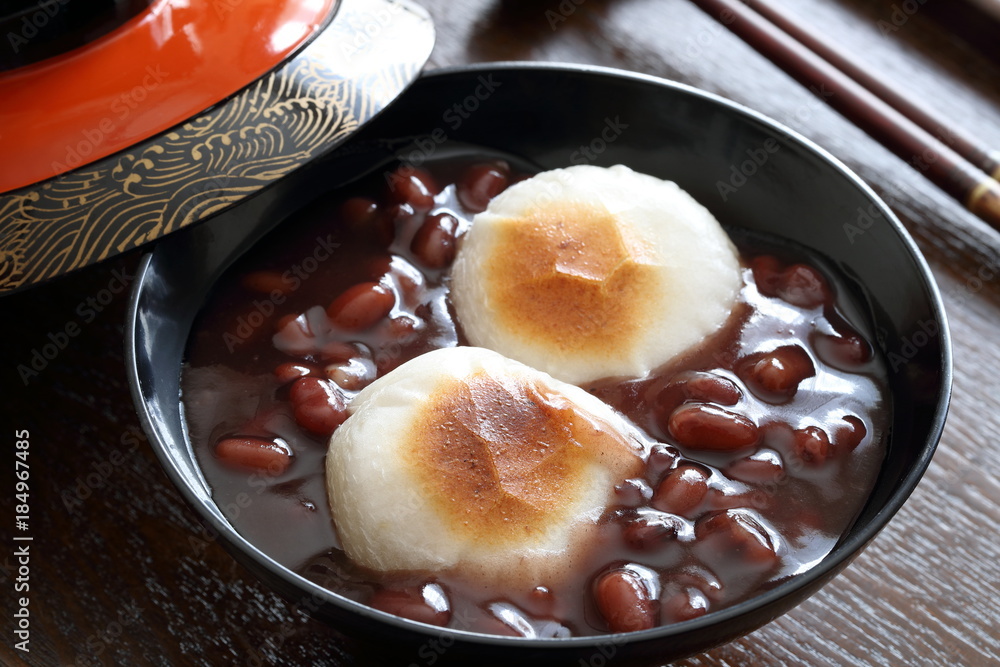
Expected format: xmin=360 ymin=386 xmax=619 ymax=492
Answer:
xmin=748 ymin=0 xmax=1000 ymax=181
xmin=689 ymin=0 xmax=1000 ymax=231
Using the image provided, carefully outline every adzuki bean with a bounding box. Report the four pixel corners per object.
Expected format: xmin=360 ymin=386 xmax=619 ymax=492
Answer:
xmin=667 ymin=403 xmax=760 ymax=451
xmin=696 ymin=509 xmax=779 ymax=566
xmin=752 ymin=256 xmax=830 ymax=308
xmin=777 ymin=263 xmax=829 ymax=308
xmin=273 ymin=362 xmax=318 ymax=384
xmin=793 ymin=426 xmax=832 ymax=464
xmin=242 ymin=270 xmax=293 ymax=295
xmin=661 ymin=587 xmax=710 ymax=624
xmin=325 ymin=357 xmax=375 ymax=391
xmin=288 ymin=377 xmax=348 ymax=436
xmin=411 ymin=212 xmax=459 ymax=269
xmin=388 ymin=167 xmax=437 ymax=212
xmin=215 ymin=437 xmax=292 ymax=475
xmin=725 ymin=449 xmax=785 ymax=484
xmin=327 ymin=281 xmax=396 ymax=331
xmin=622 ymin=510 xmax=683 ymax=550
xmin=832 ymin=415 xmax=867 ymax=451
xmin=593 ymin=568 xmax=659 ymax=633
xmin=813 ymin=331 xmax=872 ymax=368
xmin=456 ymin=161 xmax=510 ymax=213
xmin=652 ymin=464 xmax=711 ymax=516
xmin=340 ymin=196 xmax=379 ymax=230
xmin=742 ymin=345 xmax=815 ymax=400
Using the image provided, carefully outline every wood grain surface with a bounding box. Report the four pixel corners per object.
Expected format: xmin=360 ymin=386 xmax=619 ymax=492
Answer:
xmin=2 ymin=0 xmax=998 ymax=665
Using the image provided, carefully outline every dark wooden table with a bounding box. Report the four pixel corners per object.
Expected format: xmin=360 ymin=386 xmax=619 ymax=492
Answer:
xmin=3 ymin=0 xmax=999 ymax=665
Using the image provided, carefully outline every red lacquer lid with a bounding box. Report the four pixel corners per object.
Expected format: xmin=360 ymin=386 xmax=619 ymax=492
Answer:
xmin=0 ymin=0 xmax=335 ymax=193
xmin=0 ymin=0 xmax=435 ymax=294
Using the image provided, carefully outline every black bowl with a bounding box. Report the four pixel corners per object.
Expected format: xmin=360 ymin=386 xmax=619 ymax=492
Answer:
xmin=126 ymin=63 xmax=951 ymax=665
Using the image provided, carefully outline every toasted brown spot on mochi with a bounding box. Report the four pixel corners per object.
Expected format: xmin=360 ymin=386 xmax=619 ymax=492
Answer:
xmin=485 ymin=202 xmax=663 ymax=356
xmin=404 ymin=370 xmax=641 ymax=548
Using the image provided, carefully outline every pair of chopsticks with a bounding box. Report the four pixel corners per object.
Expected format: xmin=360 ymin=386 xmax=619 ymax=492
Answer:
xmin=690 ymin=0 xmax=1000 ymax=230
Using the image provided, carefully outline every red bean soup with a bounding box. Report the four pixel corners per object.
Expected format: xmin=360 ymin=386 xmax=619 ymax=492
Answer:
xmin=182 ymin=149 xmax=889 ymax=637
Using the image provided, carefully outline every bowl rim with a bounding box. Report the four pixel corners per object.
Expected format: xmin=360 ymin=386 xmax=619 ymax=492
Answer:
xmin=125 ymin=60 xmax=953 ymax=649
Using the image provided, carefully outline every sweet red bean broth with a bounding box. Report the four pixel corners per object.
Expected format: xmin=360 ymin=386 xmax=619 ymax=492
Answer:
xmin=181 ymin=148 xmax=889 ymax=636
